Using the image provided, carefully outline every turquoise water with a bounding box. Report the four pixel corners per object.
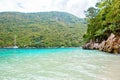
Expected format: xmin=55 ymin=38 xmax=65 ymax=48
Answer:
xmin=0 ymin=48 xmax=120 ymax=80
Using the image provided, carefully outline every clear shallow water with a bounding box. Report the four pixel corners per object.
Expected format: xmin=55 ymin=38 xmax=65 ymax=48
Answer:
xmin=0 ymin=48 xmax=120 ymax=80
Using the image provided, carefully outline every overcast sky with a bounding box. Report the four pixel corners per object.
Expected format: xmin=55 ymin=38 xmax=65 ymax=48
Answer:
xmin=0 ymin=0 xmax=98 ymax=18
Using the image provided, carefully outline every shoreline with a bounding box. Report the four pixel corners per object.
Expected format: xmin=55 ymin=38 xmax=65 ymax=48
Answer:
xmin=82 ymin=33 xmax=120 ymax=54
xmin=0 ymin=47 xmax=81 ymax=49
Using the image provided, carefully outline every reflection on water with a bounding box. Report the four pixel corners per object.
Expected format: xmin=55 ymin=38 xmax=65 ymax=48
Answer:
xmin=0 ymin=48 xmax=120 ymax=80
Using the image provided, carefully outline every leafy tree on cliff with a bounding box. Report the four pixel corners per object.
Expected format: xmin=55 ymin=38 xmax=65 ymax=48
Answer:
xmin=83 ymin=0 xmax=120 ymax=43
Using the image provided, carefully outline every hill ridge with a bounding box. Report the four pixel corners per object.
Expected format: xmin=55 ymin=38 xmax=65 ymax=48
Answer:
xmin=0 ymin=11 xmax=87 ymax=48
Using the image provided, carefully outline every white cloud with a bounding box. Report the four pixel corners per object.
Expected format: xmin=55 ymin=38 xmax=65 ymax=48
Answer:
xmin=0 ymin=0 xmax=98 ymax=18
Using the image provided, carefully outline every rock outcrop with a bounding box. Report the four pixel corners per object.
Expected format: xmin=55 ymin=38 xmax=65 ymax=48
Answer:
xmin=82 ymin=33 xmax=120 ymax=54
xmin=101 ymin=33 xmax=120 ymax=54
xmin=82 ymin=42 xmax=99 ymax=50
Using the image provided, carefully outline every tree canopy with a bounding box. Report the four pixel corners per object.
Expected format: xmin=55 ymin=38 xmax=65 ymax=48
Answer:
xmin=83 ymin=0 xmax=120 ymax=43
xmin=0 ymin=12 xmax=87 ymax=48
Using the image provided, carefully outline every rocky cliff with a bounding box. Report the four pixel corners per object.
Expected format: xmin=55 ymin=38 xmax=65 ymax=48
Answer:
xmin=82 ymin=33 xmax=120 ymax=54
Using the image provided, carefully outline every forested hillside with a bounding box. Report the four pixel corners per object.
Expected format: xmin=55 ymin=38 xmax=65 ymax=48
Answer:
xmin=83 ymin=0 xmax=120 ymax=53
xmin=0 ymin=11 xmax=87 ymax=48
xmin=83 ymin=0 xmax=120 ymax=42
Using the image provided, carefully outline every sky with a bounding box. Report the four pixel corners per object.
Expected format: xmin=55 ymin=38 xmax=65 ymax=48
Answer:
xmin=0 ymin=0 xmax=99 ymax=18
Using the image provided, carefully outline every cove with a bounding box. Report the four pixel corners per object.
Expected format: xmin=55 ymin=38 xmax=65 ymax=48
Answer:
xmin=0 ymin=48 xmax=120 ymax=80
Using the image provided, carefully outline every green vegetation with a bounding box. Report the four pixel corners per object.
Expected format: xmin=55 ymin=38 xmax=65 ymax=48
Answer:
xmin=83 ymin=0 xmax=120 ymax=43
xmin=0 ymin=11 xmax=87 ymax=48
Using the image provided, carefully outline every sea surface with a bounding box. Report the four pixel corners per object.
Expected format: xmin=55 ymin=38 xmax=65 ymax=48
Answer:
xmin=0 ymin=48 xmax=120 ymax=80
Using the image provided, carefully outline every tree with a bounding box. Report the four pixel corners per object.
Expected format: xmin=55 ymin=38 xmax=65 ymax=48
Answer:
xmin=83 ymin=0 xmax=120 ymax=43
xmin=84 ymin=7 xmax=99 ymax=19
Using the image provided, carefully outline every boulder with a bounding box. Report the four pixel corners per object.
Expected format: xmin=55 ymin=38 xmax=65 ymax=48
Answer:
xmin=98 ymin=33 xmax=120 ymax=54
xmin=82 ymin=42 xmax=99 ymax=50
xmin=82 ymin=42 xmax=92 ymax=49
xmin=112 ymin=37 xmax=120 ymax=54
xmin=98 ymin=40 xmax=106 ymax=51
xmin=93 ymin=43 xmax=99 ymax=49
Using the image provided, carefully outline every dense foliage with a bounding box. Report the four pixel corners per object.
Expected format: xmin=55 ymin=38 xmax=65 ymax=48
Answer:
xmin=84 ymin=0 xmax=120 ymax=43
xmin=0 ymin=11 xmax=87 ymax=48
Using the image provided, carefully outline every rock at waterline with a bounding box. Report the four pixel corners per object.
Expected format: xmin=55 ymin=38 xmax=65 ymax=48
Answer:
xmin=82 ymin=33 xmax=120 ymax=54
